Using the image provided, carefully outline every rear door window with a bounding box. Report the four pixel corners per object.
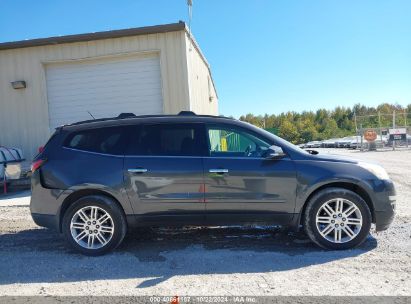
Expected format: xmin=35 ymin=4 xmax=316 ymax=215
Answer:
xmin=64 ymin=126 xmax=127 ymax=155
xmin=126 ymin=123 xmax=207 ymax=157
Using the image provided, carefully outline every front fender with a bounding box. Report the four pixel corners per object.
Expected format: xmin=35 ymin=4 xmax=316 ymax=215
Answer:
xmin=293 ymin=160 xmax=378 ymax=215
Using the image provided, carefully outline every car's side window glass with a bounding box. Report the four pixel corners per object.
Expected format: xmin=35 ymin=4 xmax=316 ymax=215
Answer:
xmin=207 ymin=126 xmax=270 ymax=158
xmin=65 ymin=127 xmax=126 ymax=155
xmin=127 ymin=123 xmax=207 ymax=157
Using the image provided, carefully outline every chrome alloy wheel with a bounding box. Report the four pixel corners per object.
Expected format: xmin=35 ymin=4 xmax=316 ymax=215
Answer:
xmin=70 ymin=206 xmax=115 ymax=250
xmin=315 ymin=198 xmax=363 ymax=243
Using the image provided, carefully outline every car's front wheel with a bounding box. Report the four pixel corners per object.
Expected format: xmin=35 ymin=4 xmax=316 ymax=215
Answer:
xmin=303 ymin=188 xmax=372 ymax=250
xmin=62 ymin=195 xmax=127 ymax=256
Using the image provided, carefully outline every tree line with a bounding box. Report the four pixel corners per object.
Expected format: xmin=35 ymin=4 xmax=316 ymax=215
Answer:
xmin=238 ymin=103 xmax=411 ymax=144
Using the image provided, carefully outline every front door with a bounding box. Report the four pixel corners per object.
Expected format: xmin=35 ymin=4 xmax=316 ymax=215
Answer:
xmin=203 ymin=124 xmax=297 ymax=225
xmin=124 ymin=122 xmax=208 ymax=225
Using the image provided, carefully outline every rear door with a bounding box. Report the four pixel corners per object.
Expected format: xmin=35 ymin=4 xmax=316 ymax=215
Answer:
xmin=124 ymin=122 xmax=208 ymax=225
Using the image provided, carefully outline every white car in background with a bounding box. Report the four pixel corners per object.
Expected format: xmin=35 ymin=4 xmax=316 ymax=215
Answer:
xmin=322 ymin=138 xmax=338 ymax=148
xmin=349 ymin=136 xmax=361 ymax=149
xmin=304 ymin=141 xmax=322 ymax=148
xmin=0 ymin=147 xmax=24 ymax=181
xmin=335 ymin=137 xmax=352 ymax=148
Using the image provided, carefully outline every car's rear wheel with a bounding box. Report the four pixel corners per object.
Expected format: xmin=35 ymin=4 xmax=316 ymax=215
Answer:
xmin=303 ymin=187 xmax=372 ymax=250
xmin=62 ymin=195 xmax=127 ymax=256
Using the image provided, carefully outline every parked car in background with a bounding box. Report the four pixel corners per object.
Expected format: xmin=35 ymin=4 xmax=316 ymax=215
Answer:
xmin=30 ymin=112 xmax=396 ymax=255
xmin=304 ymin=141 xmax=322 ymax=148
xmin=348 ymin=136 xmax=361 ymax=149
xmin=321 ymin=138 xmax=337 ymax=148
xmin=335 ymin=137 xmax=352 ymax=148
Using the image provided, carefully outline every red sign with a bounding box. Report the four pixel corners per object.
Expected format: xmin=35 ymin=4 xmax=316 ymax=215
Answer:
xmin=364 ymin=129 xmax=377 ymax=142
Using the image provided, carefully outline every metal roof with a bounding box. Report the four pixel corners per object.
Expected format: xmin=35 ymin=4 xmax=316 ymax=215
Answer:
xmin=0 ymin=22 xmax=186 ymax=51
xmin=0 ymin=21 xmax=218 ymax=98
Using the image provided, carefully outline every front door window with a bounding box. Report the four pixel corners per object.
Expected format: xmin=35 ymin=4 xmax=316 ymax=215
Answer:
xmin=208 ymin=127 xmax=271 ymax=158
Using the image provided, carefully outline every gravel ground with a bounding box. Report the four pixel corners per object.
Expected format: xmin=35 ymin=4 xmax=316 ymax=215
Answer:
xmin=0 ymin=149 xmax=410 ymax=296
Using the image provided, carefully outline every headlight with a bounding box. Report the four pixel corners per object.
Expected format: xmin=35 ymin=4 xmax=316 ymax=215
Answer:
xmin=358 ymin=162 xmax=390 ymax=180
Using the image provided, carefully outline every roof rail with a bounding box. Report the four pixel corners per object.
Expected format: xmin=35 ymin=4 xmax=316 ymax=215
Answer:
xmin=65 ymin=111 xmax=233 ymax=128
xmin=68 ymin=112 xmax=136 ymax=126
xmin=178 ymin=111 xmax=196 ymax=116
xmin=117 ymin=113 xmax=136 ymax=118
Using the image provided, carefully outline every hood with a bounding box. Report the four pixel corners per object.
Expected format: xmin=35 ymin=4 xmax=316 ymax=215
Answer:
xmin=305 ymin=152 xmax=360 ymax=164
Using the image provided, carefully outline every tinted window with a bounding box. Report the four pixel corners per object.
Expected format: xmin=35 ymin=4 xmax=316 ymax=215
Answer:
xmin=208 ymin=126 xmax=270 ymax=158
xmin=65 ymin=127 xmax=127 ymax=155
xmin=127 ymin=123 xmax=207 ymax=156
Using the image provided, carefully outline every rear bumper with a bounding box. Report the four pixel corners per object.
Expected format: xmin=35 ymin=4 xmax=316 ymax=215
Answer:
xmin=31 ymin=213 xmax=59 ymax=230
xmin=30 ymin=170 xmax=70 ymax=230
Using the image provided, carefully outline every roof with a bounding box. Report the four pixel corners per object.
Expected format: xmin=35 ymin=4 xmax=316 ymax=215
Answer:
xmin=0 ymin=22 xmax=186 ymax=51
xmin=62 ymin=112 xmax=235 ymax=130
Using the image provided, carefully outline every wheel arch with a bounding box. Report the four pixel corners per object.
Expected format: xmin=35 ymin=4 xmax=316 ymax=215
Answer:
xmin=58 ymin=189 xmax=126 ymax=232
xmin=299 ymin=182 xmax=375 ymax=227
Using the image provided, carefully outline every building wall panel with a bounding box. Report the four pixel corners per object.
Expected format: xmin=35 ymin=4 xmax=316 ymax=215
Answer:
xmin=185 ymin=33 xmax=219 ymax=116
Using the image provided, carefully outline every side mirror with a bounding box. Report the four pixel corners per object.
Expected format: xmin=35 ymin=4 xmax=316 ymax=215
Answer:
xmin=264 ymin=145 xmax=286 ymax=159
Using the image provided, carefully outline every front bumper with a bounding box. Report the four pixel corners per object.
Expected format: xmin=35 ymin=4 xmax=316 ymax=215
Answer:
xmin=375 ymin=208 xmax=395 ymax=231
xmin=372 ymin=179 xmax=396 ymax=231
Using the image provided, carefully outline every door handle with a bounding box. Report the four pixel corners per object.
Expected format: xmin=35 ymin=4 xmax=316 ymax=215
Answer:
xmin=128 ymin=168 xmax=148 ymax=173
xmin=209 ymin=168 xmax=229 ymax=174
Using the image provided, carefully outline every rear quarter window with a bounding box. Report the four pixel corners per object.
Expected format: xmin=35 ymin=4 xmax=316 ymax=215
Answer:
xmin=64 ymin=126 xmax=127 ymax=155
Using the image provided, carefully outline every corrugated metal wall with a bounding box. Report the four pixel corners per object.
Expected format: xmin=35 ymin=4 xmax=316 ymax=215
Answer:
xmin=0 ymin=31 xmax=193 ymax=159
xmin=45 ymin=53 xmax=164 ymax=128
xmin=184 ymin=33 xmax=219 ymax=116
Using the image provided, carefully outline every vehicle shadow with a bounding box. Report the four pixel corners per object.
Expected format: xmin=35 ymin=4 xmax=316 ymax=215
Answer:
xmin=0 ymin=226 xmax=377 ymax=286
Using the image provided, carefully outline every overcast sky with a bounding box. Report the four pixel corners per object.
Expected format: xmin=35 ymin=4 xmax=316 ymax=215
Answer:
xmin=1 ymin=0 xmax=410 ymax=117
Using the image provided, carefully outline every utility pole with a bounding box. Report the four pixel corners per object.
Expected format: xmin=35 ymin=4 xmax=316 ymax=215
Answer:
xmin=187 ymin=0 xmax=193 ymax=51
xmin=360 ymin=123 xmax=363 ymax=151
xmin=354 ymin=112 xmax=359 ymax=149
xmin=187 ymin=0 xmax=193 ymax=28
xmin=405 ymin=110 xmax=409 ymax=148
xmin=393 ymin=110 xmax=396 ymax=150
xmin=378 ymin=111 xmax=383 ymax=145
xmin=354 ymin=111 xmax=358 ymax=133
xmin=393 ymin=110 xmax=396 ymax=128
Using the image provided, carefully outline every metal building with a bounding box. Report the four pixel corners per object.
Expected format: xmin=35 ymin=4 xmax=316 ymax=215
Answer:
xmin=0 ymin=22 xmax=218 ymax=158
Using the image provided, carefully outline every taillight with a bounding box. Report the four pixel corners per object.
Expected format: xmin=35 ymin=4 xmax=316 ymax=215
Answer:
xmin=38 ymin=146 xmax=44 ymax=154
xmin=31 ymin=159 xmax=46 ymax=172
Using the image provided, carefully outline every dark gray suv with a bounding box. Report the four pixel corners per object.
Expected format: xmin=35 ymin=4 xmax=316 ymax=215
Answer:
xmin=30 ymin=112 xmax=396 ymax=255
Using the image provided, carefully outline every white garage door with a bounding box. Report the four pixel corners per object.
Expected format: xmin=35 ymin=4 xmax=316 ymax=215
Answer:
xmin=46 ymin=53 xmax=163 ymax=129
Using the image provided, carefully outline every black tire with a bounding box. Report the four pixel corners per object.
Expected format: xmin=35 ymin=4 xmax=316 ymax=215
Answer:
xmin=62 ymin=195 xmax=127 ymax=256
xmin=303 ymin=187 xmax=372 ymax=250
